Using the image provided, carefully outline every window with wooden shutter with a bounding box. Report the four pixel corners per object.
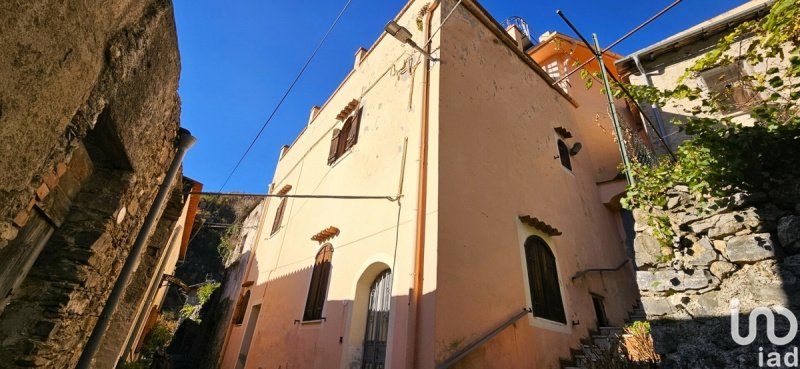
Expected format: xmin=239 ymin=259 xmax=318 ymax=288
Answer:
xmin=328 ymin=129 xmax=341 ymax=165
xmin=232 ymin=290 xmax=251 ymax=325
xmin=303 ymin=244 xmax=334 ymax=321
xmin=698 ymin=61 xmax=758 ymax=114
xmin=345 ymin=107 xmax=362 ymax=150
xmin=524 ymin=236 xmax=566 ymax=324
xmin=271 ymin=198 xmax=287 ymax=235
xmin=338 ymin=117 xmax=353 ymax=157
xmin=557 ymin=139 xmax=572 ymax=171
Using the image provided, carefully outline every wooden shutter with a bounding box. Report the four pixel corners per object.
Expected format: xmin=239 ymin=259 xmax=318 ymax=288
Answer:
xmin=525 ymin=236 xmax=566 ymax=323
xmin=304 ymin=244 xmax=334 ymax=321
xmin=345 ymin=108 xmax=362 ymax=150
xmin=328 ymin=129 xmax=341 ymax=165
xmin=233 ymin=290 xmax=250 ymax=325
xmin=557 ymin=139 xmax=572 ymax=171
xmin=271 ymin=198 xmax=286 ymax=235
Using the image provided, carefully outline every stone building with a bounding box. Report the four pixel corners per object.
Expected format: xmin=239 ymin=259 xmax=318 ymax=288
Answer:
xmin=0 ymin=0 xmax=197 ymax=367
xmin=615 ymin=0 xmax=774 ymax=156
xmin=215 ymin=0 xmax=642 ymax=368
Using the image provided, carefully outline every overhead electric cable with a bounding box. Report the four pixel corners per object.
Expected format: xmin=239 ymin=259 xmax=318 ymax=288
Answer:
xmin=218 ymin=0 xmax=355 ymax=191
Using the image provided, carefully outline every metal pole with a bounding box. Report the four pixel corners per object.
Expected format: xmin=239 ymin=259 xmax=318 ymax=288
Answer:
xmin=551 ymin=0 xmax=683 ymax=87
xmin=554 ymin=9 xmax=677 ymax=162
xmin=593 ymin=34 xmax=634 ymax=185
xmin=76 ymin=128 xmax=197 ymax=369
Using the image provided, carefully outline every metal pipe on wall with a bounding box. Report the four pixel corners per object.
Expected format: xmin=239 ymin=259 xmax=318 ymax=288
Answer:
xmin=76 ymin=128 xmax=197 ymax=369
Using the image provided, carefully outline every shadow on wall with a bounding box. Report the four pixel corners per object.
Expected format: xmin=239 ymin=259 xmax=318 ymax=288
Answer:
xmin=633 ymin=182 xmax=800 ymax=368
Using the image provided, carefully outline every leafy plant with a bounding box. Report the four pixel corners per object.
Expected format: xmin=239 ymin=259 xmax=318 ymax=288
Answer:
xmin=620 ymin=0 xmax=800 ymax=211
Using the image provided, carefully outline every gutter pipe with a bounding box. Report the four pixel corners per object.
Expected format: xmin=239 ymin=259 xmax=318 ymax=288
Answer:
xmin=409 ymin=1 xmax=439 ymax=367
xmin=76 ymin=128 xmax=197 ymax=369
xmin=632 ymin=55 xmax=669 ymax=149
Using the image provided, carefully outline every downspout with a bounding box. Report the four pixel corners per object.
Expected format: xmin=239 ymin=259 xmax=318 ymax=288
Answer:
xmin=410 ymin=1 xmax=439 ymax=367
xmin=215 ymin=184 xmax=273 ymax=369
xmin=632 ymin=55 xmax=669 ymax=148
xmin=76 ymin=128 xmax=197 ymax=369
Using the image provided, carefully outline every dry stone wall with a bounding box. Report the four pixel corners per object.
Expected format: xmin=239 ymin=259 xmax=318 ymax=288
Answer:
xmin=634 ymin=181 xmax=800 ymax=368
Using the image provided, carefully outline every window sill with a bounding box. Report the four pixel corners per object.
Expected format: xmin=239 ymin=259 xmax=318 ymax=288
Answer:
xmin=328 ymin=147 xmax=355 ymax=168
xmin=296 ymin=318 xmax=326 ymax=325
xmin=529 ymin=315 xmax=571 ymax=333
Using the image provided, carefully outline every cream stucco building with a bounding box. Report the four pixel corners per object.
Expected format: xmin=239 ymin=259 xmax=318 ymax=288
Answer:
xmin=217 ymin=1 xmax=641 ymax=368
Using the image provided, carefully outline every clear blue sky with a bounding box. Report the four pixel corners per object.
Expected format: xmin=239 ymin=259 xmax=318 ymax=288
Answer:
xmin=174 ymin=0 xmax=748 ymax=193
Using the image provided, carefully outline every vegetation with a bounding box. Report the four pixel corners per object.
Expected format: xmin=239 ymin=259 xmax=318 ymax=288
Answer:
xmin=618 ymin=0 xmax=800 ymax=211
xmin=180 ymin=281 xmax=221 ymax=321
xmin=119 ymin=314 xmax=179 ymax=369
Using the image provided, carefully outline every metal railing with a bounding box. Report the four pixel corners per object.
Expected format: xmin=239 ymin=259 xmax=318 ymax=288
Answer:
xmin=436 ymin=307 xmax=532 ymax=369
xmin=571 ymin=259 xmax=630 ymax=281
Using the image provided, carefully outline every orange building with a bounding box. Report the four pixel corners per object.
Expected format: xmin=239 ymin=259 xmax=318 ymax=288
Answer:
xmin=217 ymin=1 xmax=641 ymax=368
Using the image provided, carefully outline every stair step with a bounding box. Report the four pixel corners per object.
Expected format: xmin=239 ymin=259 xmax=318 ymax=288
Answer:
xmin=599 ymin=326 xmax=623 ymax=336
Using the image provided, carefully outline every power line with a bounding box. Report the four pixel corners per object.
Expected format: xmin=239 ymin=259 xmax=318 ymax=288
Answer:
xmin=218 ymin=0 xmax=355 ymax=191
xmin=190 ymin=191 xmax=399 ymax=202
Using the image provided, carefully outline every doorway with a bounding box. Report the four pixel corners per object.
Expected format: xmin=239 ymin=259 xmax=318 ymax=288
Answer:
xmin=361 ymin=270 xmax=391 ymax=369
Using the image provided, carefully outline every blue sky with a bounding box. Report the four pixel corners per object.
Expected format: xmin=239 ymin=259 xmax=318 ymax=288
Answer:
xmin=174 ymin=0 xmax=748 ymax=193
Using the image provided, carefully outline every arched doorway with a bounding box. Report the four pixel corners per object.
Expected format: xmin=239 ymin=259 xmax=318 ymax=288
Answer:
xmin=361 ymin=269 xmax=391 ymax=369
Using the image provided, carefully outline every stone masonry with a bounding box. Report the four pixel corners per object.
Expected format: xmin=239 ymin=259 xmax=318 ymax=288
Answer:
xmin=634 ymin=181 xmax=800 ymax=369
xmin=0 ymin=0 xmax=184 ymax=367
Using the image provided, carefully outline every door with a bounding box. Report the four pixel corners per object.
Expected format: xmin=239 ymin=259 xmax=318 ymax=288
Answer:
xmin=362 ymin=270 xmax=392 ymax=369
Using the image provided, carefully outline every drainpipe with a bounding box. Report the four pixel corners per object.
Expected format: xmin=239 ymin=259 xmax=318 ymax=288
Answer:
xmin=632 ymin=55 xmax=669 ymax=148
xmin=76 ymin=128 xmax=197 ymax=369
xmin=409 ymin=1 xmax=438 ymax=367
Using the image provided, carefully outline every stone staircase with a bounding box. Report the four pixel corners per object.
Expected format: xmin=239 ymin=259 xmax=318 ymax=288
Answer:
xmin=559 ymin=302 xmax=647 ymax=369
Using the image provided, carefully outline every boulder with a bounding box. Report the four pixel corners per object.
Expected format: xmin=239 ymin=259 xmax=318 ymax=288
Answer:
xmin=723 ymin=233 xmax=775 ymax=263
xmin=683 ymin=237 xmax=717 ymax=266
xmin=709 ymin=260 xmax=736 ymax=278
xmin=636 ymin=269 xmax=712 ymax=292
xmin=634 ymin=233 xmax=663 ymax=268
xmin=777 ymin=215 xmax=800 ymax=251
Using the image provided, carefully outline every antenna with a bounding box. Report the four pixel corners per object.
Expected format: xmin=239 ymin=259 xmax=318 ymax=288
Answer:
xmin=502 ymin=16 xmax=532 ymax=42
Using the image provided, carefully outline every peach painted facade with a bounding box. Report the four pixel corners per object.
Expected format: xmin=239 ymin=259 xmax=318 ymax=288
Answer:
xmin=217 ymin=1 xmax=639 ymax=368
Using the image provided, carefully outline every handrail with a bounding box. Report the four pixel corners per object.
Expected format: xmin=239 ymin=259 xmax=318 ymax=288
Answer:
xmin=436 ymin=307 xmax=532 ymax=369
xmin=571 ymin=259 xmax=629 ymax=281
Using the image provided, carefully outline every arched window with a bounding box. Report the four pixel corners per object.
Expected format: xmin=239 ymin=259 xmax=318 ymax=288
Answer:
xmin=232 ymin=290 xmax=251 ymax=325
xmin=303 ymin=244 xmax=334 ymax=321
xmin=557 ymin=139 xmax=572 ymax=171
xmin=524 ymin=236 xmax=566 ymax=323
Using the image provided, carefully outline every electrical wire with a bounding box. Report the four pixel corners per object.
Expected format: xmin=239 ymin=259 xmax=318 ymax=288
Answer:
xmin=218 ymin=0 xmax=354 ymax=191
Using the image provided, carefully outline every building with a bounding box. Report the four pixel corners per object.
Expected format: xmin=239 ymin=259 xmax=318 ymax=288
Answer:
xmin=0 ymin=0 xmax=197 ymax=367
xmin=615 ymin=0 xmax=775 ymax=155
xmin=217 ymin=0 xmax=640 ymax=368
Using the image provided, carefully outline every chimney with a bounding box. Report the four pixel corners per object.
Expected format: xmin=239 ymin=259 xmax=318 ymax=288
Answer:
xmin=506 ymin=25 xmax=532 ymax=51
xmin=309 ymin=105 xmax=321 ymax=124
xmin=354 ymin=47 xmax=368 ymax=68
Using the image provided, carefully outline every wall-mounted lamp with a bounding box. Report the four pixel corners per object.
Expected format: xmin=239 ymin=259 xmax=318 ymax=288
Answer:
xmin=569 ymin=142 xmax=582 ymax=156
xmin=384 ymin=20 xmax=435 ymax=59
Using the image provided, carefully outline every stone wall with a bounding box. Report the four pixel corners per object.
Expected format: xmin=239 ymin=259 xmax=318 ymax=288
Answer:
xmin=0 ymin=0 xmax=183 ymax=367
xmin=634 ymin=181 xmax=800 ymax=368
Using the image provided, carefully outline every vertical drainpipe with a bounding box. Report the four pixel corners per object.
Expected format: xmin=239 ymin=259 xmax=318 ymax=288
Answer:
xmin=410 ymin=1 xmax=439 ymax=367
xmin=632 ymin=55 xmax=670 ymax=149
xmin=76 ymin=128 xmax=197 ymax=369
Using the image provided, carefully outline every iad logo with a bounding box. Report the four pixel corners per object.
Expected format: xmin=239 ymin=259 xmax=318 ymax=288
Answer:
xmin=731 ymin=298 xmax=800 ymax=367
xmin=730 ymin=298 xmax=798 ymax=345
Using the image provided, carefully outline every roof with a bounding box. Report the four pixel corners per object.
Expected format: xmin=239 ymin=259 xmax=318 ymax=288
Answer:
xmin=616 ymin=0 xmax=773 ymax=74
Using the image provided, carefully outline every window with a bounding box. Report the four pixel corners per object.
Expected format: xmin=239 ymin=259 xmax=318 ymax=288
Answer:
xmin=303 ymin=244 xmax=334 ymax=321
xmin=232 ymin=290 xmax=251 ymax=325
xmin=524 ymin=236 xmax=566 ymax=324
xmin=327 ymin=107 xmax=363 ymax=164
xmin=557 ymin=139 xmax=572 ymax=171
xmin=698 ymin=61 xmax=758 ymax=114
xmin=270 ymin=197 xmax=287 ymax=235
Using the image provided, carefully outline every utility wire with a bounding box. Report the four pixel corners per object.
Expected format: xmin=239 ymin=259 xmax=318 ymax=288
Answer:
xmin=190 ymin=191 xmax=399 ymax=201
xmin=218 ymin=0 xmax=355 ymax=191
